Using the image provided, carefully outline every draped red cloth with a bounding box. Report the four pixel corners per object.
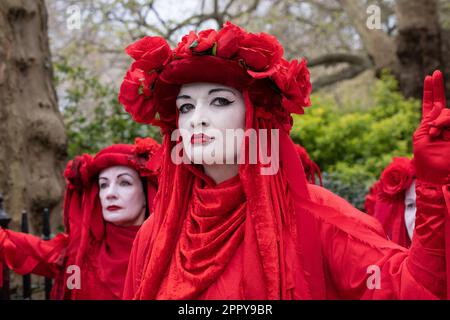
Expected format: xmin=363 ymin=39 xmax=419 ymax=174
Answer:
xmin=372 ymin=197 xmax=411 ymax=248
xmin=0 ymin=140 xmax=160 ymax=299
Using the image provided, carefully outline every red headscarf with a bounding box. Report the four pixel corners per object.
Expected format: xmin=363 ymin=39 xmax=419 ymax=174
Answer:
xmin=365 ymin=157 xmax=415 ymax=248
xmin=120 ymin=22 xmax=328 ymax=299
xmin=55 ymin=137 xmax=161 ymax=299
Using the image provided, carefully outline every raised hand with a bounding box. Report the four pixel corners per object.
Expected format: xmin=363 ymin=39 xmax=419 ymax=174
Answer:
xmin=413 ymin=70 xmax=450 ymax=185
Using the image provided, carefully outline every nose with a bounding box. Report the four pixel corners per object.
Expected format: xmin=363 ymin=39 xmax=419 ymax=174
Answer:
xmin=190 ymin=102 xmax=209 ymax=129
xmin=105 ymin=183 xmax=118 ymax=201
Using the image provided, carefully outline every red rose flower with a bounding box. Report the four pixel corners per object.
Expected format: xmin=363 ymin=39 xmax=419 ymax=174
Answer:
xmin=118 ymin=68 xmax=158 ymax=124
xmin=129 ymin=137 xmax=161 ymax=177
xmin=64 ymin=154 xmax=93 ymax=189
xmin=133 ymin=137 xmax=160 ymax=158
xmin=216 ymin=21 xmax=245 ymax=58
xmin=192 ymin=29 xmax=217 ymax=53
xmin=237 ymin=32 xmax=283 ymax=78
xmin=174 ymin=31 xmax=198 ymax=58
xmin=379 ymin=157 xmax=415 ymax=198
xmin=125 ymin=36 xmax=172 ymax=72
xmin=273 ymin=58 xmax=311 ymax=114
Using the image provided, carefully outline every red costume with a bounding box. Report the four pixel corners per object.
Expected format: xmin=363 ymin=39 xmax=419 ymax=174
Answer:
xmin=0 ymin=138 xmax=160 ymax=299
xmin=365 ymin=157 xmax=415 ymax=248
xmin=119 ymin=23 xmax=450 ymax=299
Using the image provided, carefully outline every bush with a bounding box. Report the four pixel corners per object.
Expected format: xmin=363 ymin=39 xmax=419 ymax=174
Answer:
xmin=291 ymin=72 xmax=421 ymax=209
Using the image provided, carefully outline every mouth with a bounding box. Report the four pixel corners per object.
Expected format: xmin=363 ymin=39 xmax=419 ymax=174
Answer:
xmin=106 ymin=205 xmax=122 ymax=211
xmin=190 ymin=133 xmax=214 ymax=145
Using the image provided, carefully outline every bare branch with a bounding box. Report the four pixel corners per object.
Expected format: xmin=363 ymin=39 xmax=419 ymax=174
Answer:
xmin=307 ymin=53 xmax=371 ymax=68
xmin=312 ymin=64 xmax=370 ymax=90
xmin=228 ymin=0 xmax=260 ymax=20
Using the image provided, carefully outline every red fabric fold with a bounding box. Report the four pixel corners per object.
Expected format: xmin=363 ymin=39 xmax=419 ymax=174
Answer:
xmin=95 ymin=223 xmax=140 ymax=298
xmin=156 ymin=175 xmax=246 ymax=299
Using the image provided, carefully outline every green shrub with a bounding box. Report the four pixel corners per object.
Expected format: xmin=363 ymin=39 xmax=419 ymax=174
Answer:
xmin=291 ymin=72 xmax=420 ymax=209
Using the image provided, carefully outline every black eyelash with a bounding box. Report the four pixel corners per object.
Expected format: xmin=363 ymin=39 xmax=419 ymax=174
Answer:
xmin=212 ymin=97 xmax=234 ymax=106
xmin=179 ymin=104 xmax=194 ymax=114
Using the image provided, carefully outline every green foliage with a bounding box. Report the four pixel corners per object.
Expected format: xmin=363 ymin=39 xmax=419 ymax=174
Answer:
xmin=55 ymin=59 xmax=161 ymax=159
xmin=291 ymin=72 xmax=421 ymax=209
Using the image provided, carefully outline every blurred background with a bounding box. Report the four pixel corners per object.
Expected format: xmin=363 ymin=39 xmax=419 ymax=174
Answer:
xmin=0 ymin=0 xmax=449 ymax=264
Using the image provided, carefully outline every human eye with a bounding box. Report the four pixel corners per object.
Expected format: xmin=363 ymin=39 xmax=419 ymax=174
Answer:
xmin=99 ymin=182 xmax=108 ymax=189
xmin=211 ymin=97 xmax=234 ymax=107
xmin=407 ymin=203 xmax=415 ymax=209
xmin=120 ymin=180 xmax=132 ymax=187
xmin=179 ymin=103 xmax=194 ymax=114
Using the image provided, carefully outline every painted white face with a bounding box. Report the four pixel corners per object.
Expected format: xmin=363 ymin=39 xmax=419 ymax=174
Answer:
xmin=404 ymin=180 xmax=416 ymax=241
xmin=176 ymin=82 xmax=246 ymax=165
xmin=98 ymin=165 xmax=146 ymax=227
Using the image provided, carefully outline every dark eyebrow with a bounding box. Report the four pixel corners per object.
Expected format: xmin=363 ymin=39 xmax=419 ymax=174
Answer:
xmin=176 ymin=94 xmax=191 ymax=100
xmin=117 ymin=173 xmax=133 ymax=179
xmin=99 ymin=173 xmax=133 ymax=180
xmin=208 ymin=88 xmax=236 ymax=96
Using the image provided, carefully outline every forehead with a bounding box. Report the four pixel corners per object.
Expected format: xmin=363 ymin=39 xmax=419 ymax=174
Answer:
xmin=98 ymin=165 xmax=138 ymax=179
xmin=178 ymin=82 xmax=237 ymax=96
xmin=405 ymin=181 xmax=416 ymax=201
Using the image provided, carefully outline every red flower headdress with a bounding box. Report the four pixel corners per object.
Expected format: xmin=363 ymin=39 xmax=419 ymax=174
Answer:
xmin=119 ymin=21 xmax=312 ymax=133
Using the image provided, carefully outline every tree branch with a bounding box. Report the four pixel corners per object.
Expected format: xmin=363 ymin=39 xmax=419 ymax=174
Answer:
xmin=312 ymin=64 xmax=370 ymax=90
xmin=307 ymin=53 xmax=371 ymax=68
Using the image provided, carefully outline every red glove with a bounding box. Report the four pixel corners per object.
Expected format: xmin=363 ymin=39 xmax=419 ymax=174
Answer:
xmin=413 ymin=70 xmax=450 ymax=185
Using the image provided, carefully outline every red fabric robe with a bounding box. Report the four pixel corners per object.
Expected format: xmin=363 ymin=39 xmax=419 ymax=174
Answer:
xmin=124 ymin=178 xmax=449 ymax=300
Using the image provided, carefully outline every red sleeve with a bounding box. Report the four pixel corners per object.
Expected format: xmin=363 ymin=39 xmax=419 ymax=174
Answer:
xmin=0 ymin=228 xmax=68 ymax=279
xmin=308 ymin=183 xmax=447 ymax=299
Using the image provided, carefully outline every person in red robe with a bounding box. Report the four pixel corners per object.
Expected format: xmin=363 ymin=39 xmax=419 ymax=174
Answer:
xmin=0 ymin=137 xmax=160 ymax=299
xmin=365 ymin=157 xmax=416 ymax=248
xmin=119 ymin=22 xmax=450 ymax=300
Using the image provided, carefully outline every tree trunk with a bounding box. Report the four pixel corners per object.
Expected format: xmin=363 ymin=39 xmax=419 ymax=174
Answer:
xmin=337 ymin=0 xmax=449 ymax=99
xmin=0 ymin=0 xmax=66 ymax=234
xmin=395 ymin=0 xmax=445 ymax=98
xmin=337 ymin=0 xmax=399 ymax=73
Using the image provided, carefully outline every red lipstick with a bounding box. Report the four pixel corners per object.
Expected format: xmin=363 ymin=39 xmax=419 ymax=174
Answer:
xmin=107 ymin=205 xmax=122 ymax=211
xmin=191 ymin=133 xmax=213 ymax=145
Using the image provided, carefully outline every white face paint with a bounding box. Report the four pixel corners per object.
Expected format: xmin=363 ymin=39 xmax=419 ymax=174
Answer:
xmin=98 ymin=165 xmax=146 ymax=227
xmin=404 ymin=180 xmax=416 ymax=241
xmin=176 ymin=82 xmax=246 ymax=167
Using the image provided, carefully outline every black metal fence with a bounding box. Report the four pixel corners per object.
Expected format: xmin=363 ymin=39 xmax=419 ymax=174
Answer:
xmin=0 ymin=193 xmax=53 ymax=300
